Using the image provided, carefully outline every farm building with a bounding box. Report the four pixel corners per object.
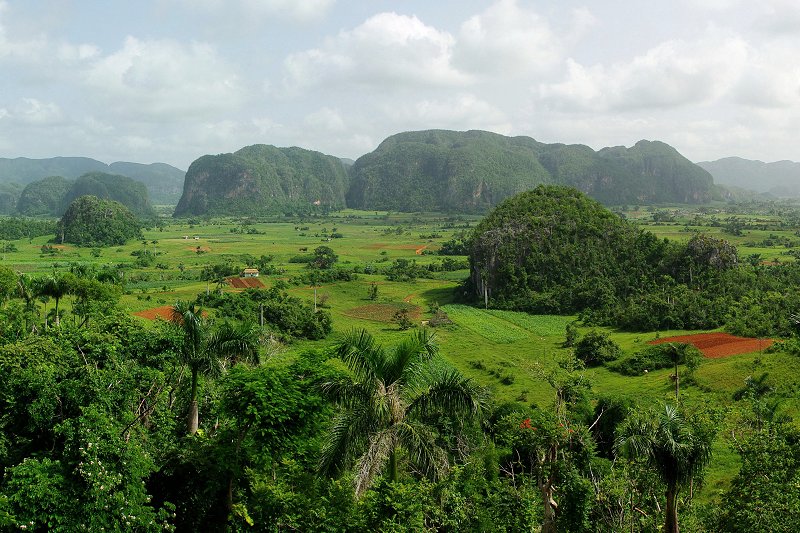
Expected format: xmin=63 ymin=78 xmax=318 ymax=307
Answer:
xmin=242 ymin=268 xmax=260 ymax=278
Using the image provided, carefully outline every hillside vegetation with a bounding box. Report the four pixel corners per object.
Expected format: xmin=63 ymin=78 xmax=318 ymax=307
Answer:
xmin=0 ymin=156 xmax=184 ymax=205
xmin=347 ymin=130 xmax=715 ymax=212
xmin=16 ymin=172 xmax=155 ymax=218
xmin=173 ymin=144 xmax=350 ymax=216
xmin=56 ymin=195 xmax=142 ymax=246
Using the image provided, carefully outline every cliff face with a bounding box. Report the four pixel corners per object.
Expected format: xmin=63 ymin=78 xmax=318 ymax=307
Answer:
xmin=347 ymin=131 xmax=715 ymax=212
xmin=174 ymin=145 xmax=350 ymax=216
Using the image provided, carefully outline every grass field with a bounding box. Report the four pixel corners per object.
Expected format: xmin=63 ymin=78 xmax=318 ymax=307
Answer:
xmin=4 ymin=205 xmax=800 ymax=502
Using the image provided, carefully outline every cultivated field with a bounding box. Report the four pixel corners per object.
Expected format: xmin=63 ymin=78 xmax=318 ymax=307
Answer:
xmin=4 ymin=204 xmax=800 ymax=500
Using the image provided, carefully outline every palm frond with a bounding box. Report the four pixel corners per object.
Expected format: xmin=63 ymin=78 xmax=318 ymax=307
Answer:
xmin=396 ymin=419 xmax=449 ymax=481
xmin=320 ymin=377 xmax=373 ymax=408
xmin=335 ymin=329 xmax=384 ymax=381
xmin=384 ymin=328 xmax=438 ymax=386
xmin=407 ymin=366 xmax=486 ymax=419
xmin=318 ymin=405 xmax=375 ymax=478
xmin=208 ymin=320 xmax=261 ymax=366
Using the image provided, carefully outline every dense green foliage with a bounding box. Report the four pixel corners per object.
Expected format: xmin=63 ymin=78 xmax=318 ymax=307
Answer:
xmin=0 ymin=183 xmax=21 ymax=215
xmin=174 ymin=144 xmax=350 ymax=216
xmin=197 ymin=287 xmax=333 ymax=341
xmin=56 ymin=195 xmax=142 ymax=246
xmin=347 ymin=130 xmax=714 ymax=213
xmin=466 ymin=186 xmax=800 ymax=337
xmin=0 ymin=217 xmax=56 ymax=240
xmin=469 ymin=185 xmax=667 ymax=314
xmin=16 ymin=175 xmax=73 ymax=216
xmin=61 ymin=172 xmax=155 ymax=217
xmin=0 ymin=205 xmax=799 ymax=531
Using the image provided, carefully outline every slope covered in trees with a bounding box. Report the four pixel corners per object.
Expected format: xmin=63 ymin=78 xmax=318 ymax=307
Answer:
xmin=0 ymin=156 xmax=184 ymax=205
xmin=56 ymin=195 xmax=142 ymax=246
xmin=698 ymin=156 xmax=800 ymax=197
xmin=61 ymin=172 xmax=155 ymax=217
xmin=347 ymin=130 xmax=715 ymax=212
xmin=468 ymin=186 xmax=752 ymax=332
xmin=468 ymin=185 xmax=665 ymax=313
xmin=16 ymin=176 xmax=73 ymax=216
xmin=108 ymin=162 xmax=185 ymax=204
xmin=173 ymin=144 xmax=350 ymax=217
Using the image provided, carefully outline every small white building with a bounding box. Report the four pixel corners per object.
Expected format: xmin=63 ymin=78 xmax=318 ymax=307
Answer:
xmin=242 ymin=268 xmax=260 ymax=278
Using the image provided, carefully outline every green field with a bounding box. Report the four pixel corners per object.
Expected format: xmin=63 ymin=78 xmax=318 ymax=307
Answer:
xmin=4 ymin=205 xmax=800 ymax=504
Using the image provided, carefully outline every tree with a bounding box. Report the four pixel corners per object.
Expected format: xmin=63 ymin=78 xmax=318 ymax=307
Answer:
xmin=311 ymin=246 xmax=338 ymax=269
xmin=319 ymin=329 xmax=484 ymax=497
xmin=573 ymin=330 xmax=621 ymax=367
xmin=36 ymin=272 xmax=74 ymax=327
xmin=170 ymin=301 xmax=261 ymax=434
xmin=616 ymin=404 xmax=714 ymax=533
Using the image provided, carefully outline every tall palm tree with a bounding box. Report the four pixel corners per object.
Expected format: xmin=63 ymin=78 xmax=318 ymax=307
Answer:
xmin=616 ymin=403 xmax=714 ymax=533
xmin=171 ymin=301 xmax=261 ymax=434
xmin=36 ymin=272 xmax=73 ymax=327
xmin=319 ymin=328 xmax=485 ymax=497
xmin=16 ymin=273 xmax=39 ymax=332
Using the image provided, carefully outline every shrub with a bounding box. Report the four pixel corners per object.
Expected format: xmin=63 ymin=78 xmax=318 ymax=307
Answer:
xmin=573 ymin=330 xmax=621 ymax=367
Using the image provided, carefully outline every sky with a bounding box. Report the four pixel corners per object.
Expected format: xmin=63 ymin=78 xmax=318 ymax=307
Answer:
xmin=1 ymin=0 xmax=799 ymax=170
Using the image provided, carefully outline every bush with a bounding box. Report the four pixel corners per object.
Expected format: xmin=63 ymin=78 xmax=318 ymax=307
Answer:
xmin=573 ymin=330 xmax=621 ymax=367
xmin=609 ymin=342 xmax=700 ymax=376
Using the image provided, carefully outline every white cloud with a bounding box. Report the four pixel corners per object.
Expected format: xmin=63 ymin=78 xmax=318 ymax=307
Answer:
xmin=283 ymin=12 xmax=467 ymax=91
xmin=304 ymin=107 xmax=346 ymax=132
xmin=84 ymin=36 xmax=246 ymax=120
xmin=5 ymin=98 xmax=64 ymax=125
xmin=386 ymin=94 xmax=510 ymax=133
xmin=171 ymin=0 xmax=335 ymax=22
xmin=539 ymin=32 xmax=749 ymax=111
xmin=453 ymin=0 xmax=564 ymax=77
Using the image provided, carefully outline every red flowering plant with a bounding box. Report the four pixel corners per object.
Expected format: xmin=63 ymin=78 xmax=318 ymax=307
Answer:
xmin=499 ymin=409 xmax=594 ymax=533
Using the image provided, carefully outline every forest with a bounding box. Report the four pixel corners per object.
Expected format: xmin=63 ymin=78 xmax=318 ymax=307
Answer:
xmin=1 ymin=187 xmax=800 ymax=532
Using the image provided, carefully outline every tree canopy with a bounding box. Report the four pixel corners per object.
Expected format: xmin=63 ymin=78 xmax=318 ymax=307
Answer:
xmin=55 ymin=195 xmax=142 ymax=246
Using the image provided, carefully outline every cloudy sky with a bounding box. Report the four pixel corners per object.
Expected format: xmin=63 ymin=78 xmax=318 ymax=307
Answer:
xmin=1 ymin=0 xmax=799 ymax=169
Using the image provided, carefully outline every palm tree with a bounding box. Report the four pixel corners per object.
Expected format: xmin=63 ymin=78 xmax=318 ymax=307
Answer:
xmin=16 ymin=273 xmax=39 ymax=332
xmin=616 ymin=403 xmax=714 ymax=533
xmin=36 ymin=272 xmax=73 ymax=327
xmin=319 ymin=328 xmax=485 ymax=497
xmin=171 ymin=300 xmax=261 ymax=434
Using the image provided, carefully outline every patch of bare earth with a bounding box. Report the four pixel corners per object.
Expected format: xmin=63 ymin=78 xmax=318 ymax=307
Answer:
xmin=650 ymin=333 xmax=773 ymax=358
xmin=344 ymin=303 xmax=421 ymax=323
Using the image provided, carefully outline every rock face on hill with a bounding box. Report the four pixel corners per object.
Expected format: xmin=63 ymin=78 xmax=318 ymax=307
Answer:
xmin=0 ymin=157 xmax=184 ymax=205
xmin=173 ymin=144 xmax=350 ymax=216
xmin=347 ymin=130 xmax=715 ymax=212
xmin=698 ymin=157 xmax=800 ymax=197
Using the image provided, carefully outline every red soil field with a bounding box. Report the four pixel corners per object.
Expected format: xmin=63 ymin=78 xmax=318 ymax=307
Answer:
xmin=226 ymin=277 xmax=265 ymax=289
xmin=344 ymin=303 xmax=421 ymax=323
xmin=133 ymin=305 xmax=175 ymax=321
xmin=650 ymin=332 xmax=772 ymax=358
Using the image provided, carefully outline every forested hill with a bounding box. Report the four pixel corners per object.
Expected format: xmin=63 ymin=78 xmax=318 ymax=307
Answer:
xmin=347 ymin=130 xmax=715 ymax=212
xmin=0 ymin=157 xmax=185 ymax=205
xmin=173 ymin=144 xmax=350 ymax=216
xmin=698 ymin=157 xmax=800 ymax=197
xmin=17 ymin=172 xmax=156 ymax=218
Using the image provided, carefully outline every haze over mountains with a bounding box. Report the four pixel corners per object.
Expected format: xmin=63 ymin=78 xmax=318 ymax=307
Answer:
xmin=697 ymin=157 xmax=800 ymax=198
xmin=3 ymin=129 xmax=800 ymax=218
xmin=0 ymin=157 xmax=185 ymax=207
